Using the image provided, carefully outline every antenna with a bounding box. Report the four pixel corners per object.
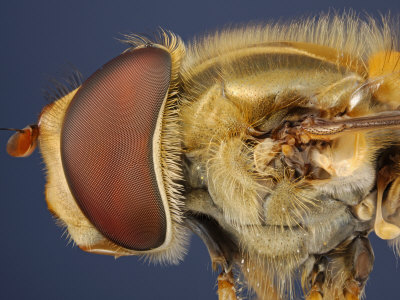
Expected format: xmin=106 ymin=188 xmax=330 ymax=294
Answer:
xmin=1 ymin=125 xmax=39 ymax=157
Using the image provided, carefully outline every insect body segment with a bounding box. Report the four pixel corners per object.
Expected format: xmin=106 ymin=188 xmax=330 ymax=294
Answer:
xmin=4 ymin=14 xmax=400 ymax=300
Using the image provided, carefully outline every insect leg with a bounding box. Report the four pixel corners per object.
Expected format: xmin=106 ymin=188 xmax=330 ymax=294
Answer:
xmin=305 ymin=257 xmax=327 ymax=300
xmin=304 ymin=236 xmax=374 ymax=300
xmin=184 ymin=212 xmax=239 ymax=270
xmin=342 ymin=237 xmax=374 ymax=300
xmin=217 ymin=270 xmax=238 ymax=300
xmin=184 ymin=190 xmax=240 ymax=270
xmin=375 ymin=159 xmax=400 ymax=240
xmin=307 ymin=290 xmax=323 ymax=300
xmin=239 ymin=259 xmax=282 ymax=300
xmin=185 ymin=213 xmax=241 ymax=300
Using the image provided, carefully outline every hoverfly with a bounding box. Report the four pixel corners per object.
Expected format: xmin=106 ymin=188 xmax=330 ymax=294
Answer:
xmin=2 ymin=13 xmax=400 ymax=300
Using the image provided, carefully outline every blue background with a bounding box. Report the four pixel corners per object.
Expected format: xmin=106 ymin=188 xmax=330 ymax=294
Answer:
xmin=0 ymin=1 xmax=399 ymax=299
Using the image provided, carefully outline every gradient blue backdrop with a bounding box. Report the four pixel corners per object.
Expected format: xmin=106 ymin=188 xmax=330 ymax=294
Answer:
xmin=1 ymin=1 xmax=399 ymax=299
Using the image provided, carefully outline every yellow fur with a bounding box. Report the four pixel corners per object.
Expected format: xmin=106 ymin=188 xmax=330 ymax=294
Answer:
xmin=179 ymin=13 xmax=399 ymax=299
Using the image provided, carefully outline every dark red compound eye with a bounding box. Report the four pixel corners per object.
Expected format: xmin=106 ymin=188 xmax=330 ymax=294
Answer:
xmin=61 ymin=46 xmax=171 ymax=251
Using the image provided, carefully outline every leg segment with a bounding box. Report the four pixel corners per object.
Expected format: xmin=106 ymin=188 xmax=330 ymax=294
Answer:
xmin=305 ymin=257 xmax=327 ymax=300
xmin=218 ymin=270 xmax=238 ymax=300
xmin=303 ymin=236 xmax=374 ymax=300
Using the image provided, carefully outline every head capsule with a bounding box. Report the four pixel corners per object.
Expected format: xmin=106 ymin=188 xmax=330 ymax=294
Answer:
xmin=3 ymin=35 xmax=188 ymax=263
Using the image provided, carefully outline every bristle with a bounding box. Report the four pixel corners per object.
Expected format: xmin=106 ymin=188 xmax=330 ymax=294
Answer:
xmin=389 ymin=236 xmax=400 ymax=257
xmin=42 ymin=68 xmax=83 ymax=103
xmin=139 ymin=30 xmax=190 ymax=265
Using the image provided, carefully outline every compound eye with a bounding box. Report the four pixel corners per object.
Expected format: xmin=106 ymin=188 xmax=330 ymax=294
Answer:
xmin=61 ymin=46 xmax=171 ymax=251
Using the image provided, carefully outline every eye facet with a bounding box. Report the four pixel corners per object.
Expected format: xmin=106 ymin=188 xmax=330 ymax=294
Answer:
xmin=61 ymin=46 xmax=171 ymax=251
